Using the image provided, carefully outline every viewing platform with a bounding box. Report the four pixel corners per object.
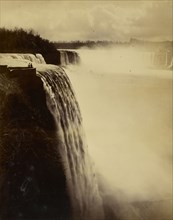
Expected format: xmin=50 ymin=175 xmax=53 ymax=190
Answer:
xmin=0 ymin=65 xmax=36 ymax=74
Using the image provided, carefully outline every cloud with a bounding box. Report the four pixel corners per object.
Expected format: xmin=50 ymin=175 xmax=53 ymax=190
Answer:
xmin=132 ymin=2 xmax=173 ymax=41
xmin=0 ymin=1 xmax=172 ymax=41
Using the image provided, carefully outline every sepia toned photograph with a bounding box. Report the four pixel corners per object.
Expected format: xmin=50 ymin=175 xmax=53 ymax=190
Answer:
xmin=0 ymin=0 xmax=172 ymax=219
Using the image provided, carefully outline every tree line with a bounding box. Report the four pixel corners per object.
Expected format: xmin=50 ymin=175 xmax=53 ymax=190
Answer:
xmin=0 ymin=28 xmax=58 ymax=64
xmin=54 ymin=39 xmax=172 ymax=51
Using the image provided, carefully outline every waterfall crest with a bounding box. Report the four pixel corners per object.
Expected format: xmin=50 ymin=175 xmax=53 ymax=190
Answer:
xmin=0 ymin=53 xmax=46 ymax=64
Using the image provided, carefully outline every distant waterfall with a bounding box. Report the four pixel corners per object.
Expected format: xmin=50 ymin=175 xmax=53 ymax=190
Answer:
xmin=154 ymin=51 xmax=173 ymax=69
xmin=168 ymin=57 xmax=173 ymax=69
xmin=143 ymin=50 xmax=173 ymax=69
xmin=57 ymin=50 xmax=80 ymax=66
xmin=0 ymin=64 xmax=104 ymax=220
xmin=60 ymin=50 xmax=70 ymax=66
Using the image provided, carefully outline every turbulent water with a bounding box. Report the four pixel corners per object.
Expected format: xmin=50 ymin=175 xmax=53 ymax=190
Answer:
xmin=66 ymin=47 xmax=173 ymax=220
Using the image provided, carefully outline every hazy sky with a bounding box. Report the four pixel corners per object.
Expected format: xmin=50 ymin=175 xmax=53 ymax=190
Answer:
xmin=0 ymin=0 xmax=172 ymax=42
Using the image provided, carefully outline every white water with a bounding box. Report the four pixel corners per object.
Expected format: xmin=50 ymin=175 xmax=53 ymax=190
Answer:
xmin=0 ymin=53 xmax=46 ymax=65
xmin=67 ymin=48 xmax=172 ymax=219
xmin=37 ymin=65 xmax=104 ymax=220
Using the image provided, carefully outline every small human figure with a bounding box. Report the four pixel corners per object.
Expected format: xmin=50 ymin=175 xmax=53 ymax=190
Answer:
xmin=28 ymin=63 xmax=33 ymax=68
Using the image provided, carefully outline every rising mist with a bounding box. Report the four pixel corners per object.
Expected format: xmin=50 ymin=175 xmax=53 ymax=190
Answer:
xmin=67 ymin=47 xmax=172 ymax=220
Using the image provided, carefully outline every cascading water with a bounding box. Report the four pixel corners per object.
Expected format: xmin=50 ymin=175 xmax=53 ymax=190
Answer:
xmin=35 ymin=54 xmax=47 ymax=64
xmin=168 ymin=57 xmax=173 ymax=69
xmin=59 ymin=51 xmax=70 ymax=66
xmin=0 ymin=52 xmax=80 ymax=67
xmin=37 ymin=65 xmax=104 ymax=220
xmin=139 ymin=50 xmax=172 ymax=69
xmin=0 ymin=59 xmax=104 ymax=220
xmin=58 ymin=50 xmax=80 ymax=66
xmin=0 ymin=53 xmax=46 ymax=64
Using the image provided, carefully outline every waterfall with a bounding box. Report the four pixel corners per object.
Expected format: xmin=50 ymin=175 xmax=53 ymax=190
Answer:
xmin=0 ymin=63 xmax=104 ymax=220
xmin=151 ymin=50 xmax=172 ymax=69
xmin=37 ymin=65 xmax=104 ymax=220
xmin=35 ymin=54 xmax=46 ymax=64
xmin=58 ymin=50 xmax=80 ymax=66
xmin=0 ymin=53 xmax=46 ymax=64
xmin=131 ymin=50 xmax=173 ymax=69
xmin=168 ymin=57 xmax=173 ymax=69
xmin=60 ymin=51 xmax=70 ymax=66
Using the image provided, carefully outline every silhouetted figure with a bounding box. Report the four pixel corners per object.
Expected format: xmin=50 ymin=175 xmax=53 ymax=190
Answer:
xmin=28 ymin=63 xmax=33 ymax=68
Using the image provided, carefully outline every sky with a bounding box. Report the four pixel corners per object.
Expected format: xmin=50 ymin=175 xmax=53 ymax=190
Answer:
xmin=0 ymin=0 xmax=172 ymax=42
